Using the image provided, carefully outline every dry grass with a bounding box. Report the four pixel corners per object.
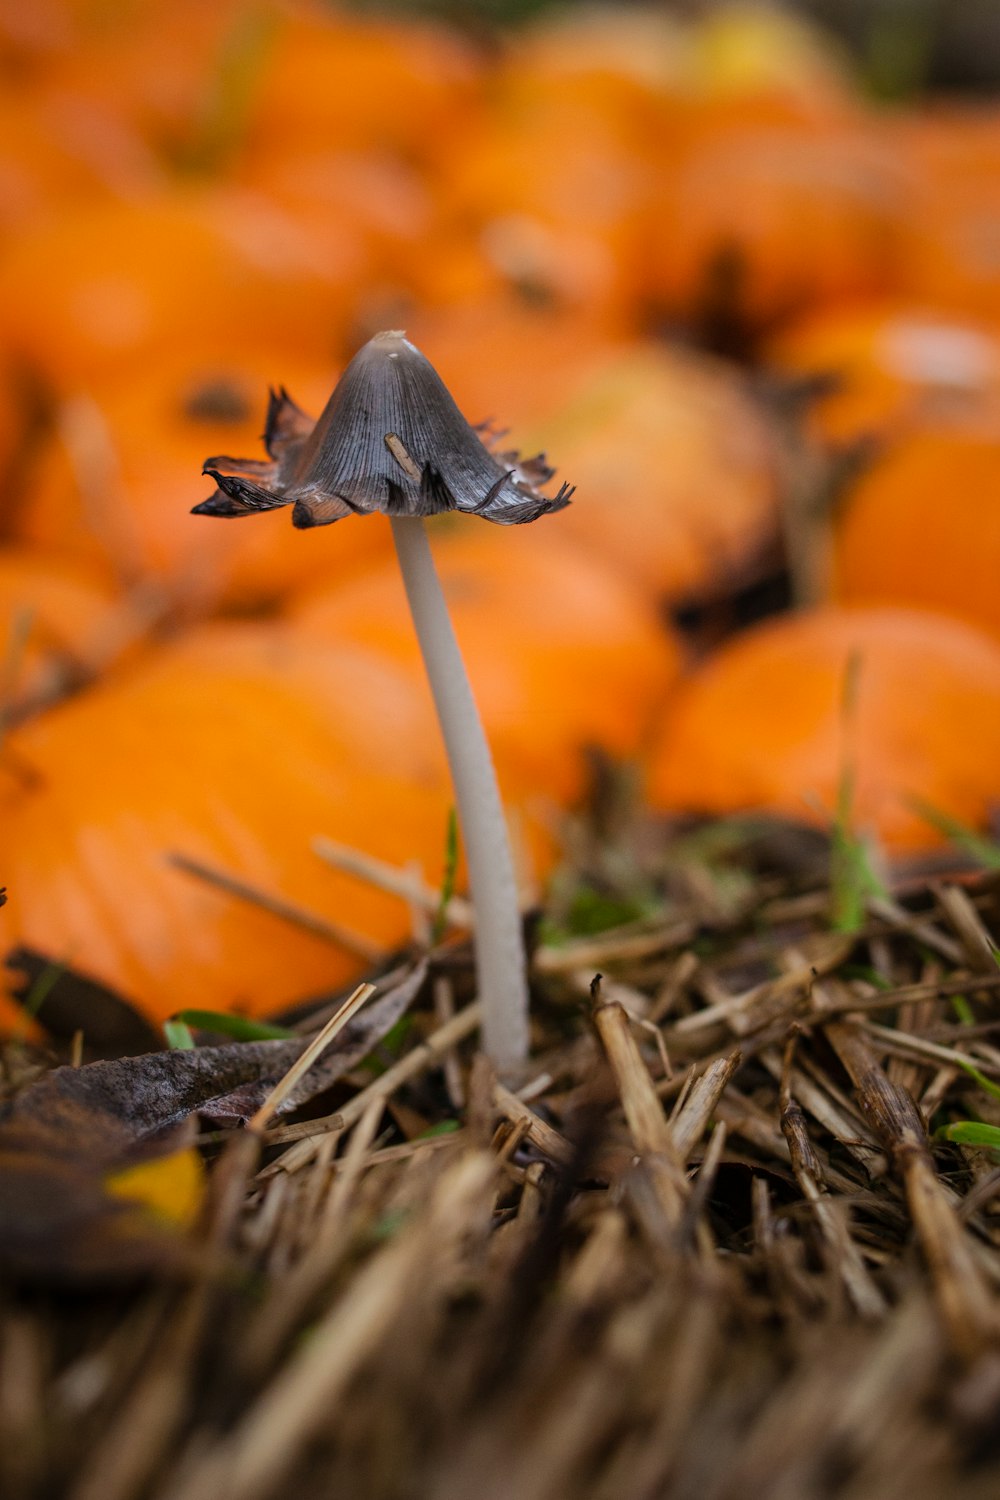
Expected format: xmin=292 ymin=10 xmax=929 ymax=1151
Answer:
xmin=5 ymin=820 xmax=1000 ymax=1500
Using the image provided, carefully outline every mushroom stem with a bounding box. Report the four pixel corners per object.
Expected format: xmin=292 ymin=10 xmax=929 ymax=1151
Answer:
xmin=389 ymin=515 xmax=529 ymax=1072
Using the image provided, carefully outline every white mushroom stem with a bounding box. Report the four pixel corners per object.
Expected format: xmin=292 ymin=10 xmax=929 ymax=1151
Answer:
xmin=389 ymin=514 xmax=529 ymax=1072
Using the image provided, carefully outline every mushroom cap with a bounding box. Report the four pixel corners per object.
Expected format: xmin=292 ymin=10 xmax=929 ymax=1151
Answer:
xmin=195 ymin=330 xmax=572 ymax=528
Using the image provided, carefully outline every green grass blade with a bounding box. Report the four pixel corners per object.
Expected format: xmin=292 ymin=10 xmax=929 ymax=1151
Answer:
xmin=828 ymin=650 xmax=887 ymax=933
xmin=937 ymin=1120 xmax=1000 ymax=1149
xmin=908 ymin=798 xmax=1000 ymax=869
xmin=171 ymin=1009 xmax=296 ymax=1041
xmin=164 ymin=1019 xmax=196 ymax=1050
xmin=954 ymin=1056 xmax=1000 ymax=1103
xmin=432 ymin=807 xmax=459 ymax=945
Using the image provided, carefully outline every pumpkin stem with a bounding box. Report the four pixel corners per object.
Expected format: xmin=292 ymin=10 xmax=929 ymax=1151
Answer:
xmin=389 ymin=514 xmax=529 ymax=1073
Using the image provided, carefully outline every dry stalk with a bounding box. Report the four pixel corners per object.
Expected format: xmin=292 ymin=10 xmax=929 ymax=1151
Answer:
xmin=861 ymin=1019 xmax=1000 ymax=1078
xmin=248 ymin=983 xmax=376 ymax=1131
xmin=826 ymin=1021 xmax=1000 ymax=1357
xmin=780 ymin=1038 xmax=887 ymax=1320
xmin=933 ymin=883 xmax=1000 ymax=973
xmin=168 ymin=852 xmax=381 ymax=959
xmin=261 ymin=999 xmax=482 ymax=1170
xmin=157 ymin=1152 xmax=497 ymax=1500
xmin=668 ymin=933 xmax=852 ymax=1040
xmin=533 ymin=920 xmax=697 ymax=976
xmin=592 ymin=996 xmax=689 ymax=1230
xmin=669 ymin=1049 xmax=742 ymax=1163
xmin=312 ymin=835 xmax=474 ymax=929
xmin=69 ymin=1132 xmax=260 ymax=1500
xmin=867 ymin=894 xmax=966 ymax=964
xmin=493 ymin=1080 xmax=576 ymax=1167
xmin=759 ymin=1044 xmax=889 ymax=1177
xmin=241 ymin=1095 xmax=393 ymax=1377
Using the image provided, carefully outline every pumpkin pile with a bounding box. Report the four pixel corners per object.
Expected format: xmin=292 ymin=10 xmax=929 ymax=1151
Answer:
xmin=1 ymin=0 xmax=999 ymax=1030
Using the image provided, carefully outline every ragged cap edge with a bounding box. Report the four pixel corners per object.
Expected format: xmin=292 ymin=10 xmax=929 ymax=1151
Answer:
xmin=193 ymin=330 xmax=573 ymax=527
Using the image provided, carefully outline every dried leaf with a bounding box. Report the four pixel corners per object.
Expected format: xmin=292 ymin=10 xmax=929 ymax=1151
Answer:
xmin=4 ymin=947 xmax=161 ymax=1058
xmin=0 ymin=962 xmax=427 ymax=1278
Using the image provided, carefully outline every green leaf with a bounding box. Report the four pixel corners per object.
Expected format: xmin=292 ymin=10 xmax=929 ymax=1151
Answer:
xmin=416 ymin=1119 xmax=461 ymax=1139
xmin=171 ymin=1010 xmax=296 ymax=1041
xmin=356 ymin=1015 xmax=416 ymax=1076
xmin=937 ymin=1120 xmax=1000 ymax=1150
xmin=839 ymin=964 xmax=893 ymax=990
xmin=370 ymin=1208 xmax=409 ymax=1243
xmin=163 ymin=1019 xmax=196 ymax=1051
xmin=540 ymin=883 xmax=658 ymax=946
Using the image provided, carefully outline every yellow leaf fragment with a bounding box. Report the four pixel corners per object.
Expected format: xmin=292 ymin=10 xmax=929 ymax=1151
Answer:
xmin=104 ymin=1147 xmax=205 ymax=1229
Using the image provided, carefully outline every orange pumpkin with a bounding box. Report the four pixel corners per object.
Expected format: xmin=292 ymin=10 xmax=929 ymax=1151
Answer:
xmin=401 ymin=296 xmax=622 ymax=431
xmin=692 ymin=3 xmax=862 ymax=129
xmin=39 ymin=0 xmax=251 ymax=158
xmin=0 ymin=186 xmax=365 ymax=393
xmin=495 ymin=6 xmax=694 ymax=178
xmin=232 ymin=4 xmax=483 ymax=172
xmin=0 ymin=84 xmax=162 ymax=242
xmin=289 ymin=522 xmax=684 ymax=807
xmin=647 ymin=606 xmax=1000 ymax=852
xmin=232 ymin=147 xmax=436 ymax=307
xmin=644 ymin=118 xmax=905 ymax=333
xmin=18 ymin=351 xmax=393 ymax=611
xmin=0 ymin=0 xmax=67 ymax=75
xmin=434 ymin=90 xmax=655 ymax=335
xmin=831 ymin=428 xmax=1000 ymax=642
xmin=0 ymin=356 xmax=30 ymax=501
xmin=523 ymin=341 xmax=783 ymax=605
xmin=510 ymin=4 xmax=693 ymax=91
xmin=892 ymin=104 xmax=1000 ymax=325
xmin=765 ymin=300 xmax=1000 ymax=445
xmin=0 ymin=622 xmax=455 ymax=1024
xmin=0 ymin=545 xmax=121 ymax=715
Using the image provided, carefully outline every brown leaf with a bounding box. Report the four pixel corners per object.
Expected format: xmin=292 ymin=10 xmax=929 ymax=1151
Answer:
xmin=5 ymin=948 xmax=161 ymax=1060
xmin=0 ymin=961 xmax=427 ymax=1279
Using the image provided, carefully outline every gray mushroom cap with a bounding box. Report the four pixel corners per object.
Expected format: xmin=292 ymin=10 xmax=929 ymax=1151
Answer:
xmin=194 ymin=330 xmax=573 ymax=528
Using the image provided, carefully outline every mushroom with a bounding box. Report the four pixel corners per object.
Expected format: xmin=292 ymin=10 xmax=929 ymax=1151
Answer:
xmin=193 ymin=330 xmax=572 ymax=1071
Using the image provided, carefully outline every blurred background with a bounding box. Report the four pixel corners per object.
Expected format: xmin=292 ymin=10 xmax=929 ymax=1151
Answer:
xmin=2 ymin=0 xmax=1000 ymax=1032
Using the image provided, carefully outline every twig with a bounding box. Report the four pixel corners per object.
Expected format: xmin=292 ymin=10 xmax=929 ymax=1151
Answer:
xmin=593 ymin=994 xmax=689 ymax=1231
xmin=169 ymin=852 xmax=382 ymax=960
xmin=247 ymin=983 xmax=377 ymax=1132
xmin=492 ymin=1081 xmax=575 ymax=1168
xmin=813 ymin=971 xmax=1000 ymax=1016
xmin=670 ymin=1050 xmax=742 ymax=1164
xmin=434 ymin=974 xmax=466 ymax=1111
xmin=312 ymin=835 xmax=474 ymax=929
xmin=262 ymin=1001 xmax=483 ymax=1170
xmin=860 ymin=1020 xmax=1000 ymax=1078
xmin=780 ymin=1035 xmax=887 ymax=1320
xmin=160 ymin=1154 xmax=497 ymax=1500
xmin=533 ymin=920 xmax=697 ymax=976
xmin=826 ymin=1020 xmax=1000 ymax=1356
xmin=933 ymin=883 xmax=1000 ymax=974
